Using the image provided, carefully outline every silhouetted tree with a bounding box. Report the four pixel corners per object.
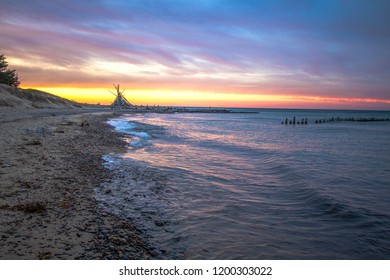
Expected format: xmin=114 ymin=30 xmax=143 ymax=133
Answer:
xmin=0 ymin=54 xmax=20 ymax=87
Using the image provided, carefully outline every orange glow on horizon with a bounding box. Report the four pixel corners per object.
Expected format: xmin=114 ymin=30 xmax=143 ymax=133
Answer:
xmin=26 ymin=86 xmax=390 ymax=110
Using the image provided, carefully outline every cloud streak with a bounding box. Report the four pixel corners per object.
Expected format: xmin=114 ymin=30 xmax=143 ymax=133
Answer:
xmin=1 ymin=0 xmax=390 ymax=108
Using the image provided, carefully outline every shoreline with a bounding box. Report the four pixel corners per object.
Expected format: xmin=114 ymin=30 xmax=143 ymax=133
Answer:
xmin=0 ymin=108 xmax=152 ymax=259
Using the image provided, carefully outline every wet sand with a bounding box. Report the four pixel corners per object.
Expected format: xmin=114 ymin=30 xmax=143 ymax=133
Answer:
xmin=0 ymin=108 xmax=152 ymax=259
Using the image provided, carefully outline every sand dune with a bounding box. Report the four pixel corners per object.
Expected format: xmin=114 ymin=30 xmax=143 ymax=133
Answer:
xmin=0 ymin=84 xmax=80 ymax=109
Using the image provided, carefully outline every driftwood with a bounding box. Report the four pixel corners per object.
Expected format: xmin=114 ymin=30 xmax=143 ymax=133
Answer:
xmin=109 ymin=84 xmax=133 ymax=109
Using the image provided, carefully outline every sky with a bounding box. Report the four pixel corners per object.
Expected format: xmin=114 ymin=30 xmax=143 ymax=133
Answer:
xmin=1 ymin=0 xmax=390 ymax=109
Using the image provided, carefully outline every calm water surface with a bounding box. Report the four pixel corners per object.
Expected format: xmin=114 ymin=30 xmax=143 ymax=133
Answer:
xmin=96 ymin=109 xmax=390 ymax=259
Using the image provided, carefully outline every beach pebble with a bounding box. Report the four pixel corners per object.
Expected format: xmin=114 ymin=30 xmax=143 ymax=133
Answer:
xmin=154 ymin=220 xmax=164 ymax=227
xmin=150 ymin=249 xmax=160 ymax=257
xmin=80 ymin=121 xmax=89 ymax=127
xmin=109 ymin=236 xmax=128 ymax=245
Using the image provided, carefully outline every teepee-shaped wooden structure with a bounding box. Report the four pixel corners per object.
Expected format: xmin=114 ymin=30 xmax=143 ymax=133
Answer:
xmin=109 ymin=84 xmax=133 ymax=109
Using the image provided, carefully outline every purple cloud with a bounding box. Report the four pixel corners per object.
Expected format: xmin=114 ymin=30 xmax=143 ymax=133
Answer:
xmin=1 ymin=0 xmax=390 ymax=104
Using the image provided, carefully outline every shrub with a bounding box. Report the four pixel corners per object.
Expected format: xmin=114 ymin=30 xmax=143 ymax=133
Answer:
xmin=0 ymin=54 xmax=20 ymax=87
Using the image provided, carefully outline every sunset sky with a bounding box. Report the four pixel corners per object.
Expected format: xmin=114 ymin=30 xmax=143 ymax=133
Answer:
xmin=1 ymin=0 xmax=390 ymax=109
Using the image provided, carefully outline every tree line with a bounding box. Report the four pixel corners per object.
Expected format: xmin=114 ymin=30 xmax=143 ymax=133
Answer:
xmin=0 ymin=54 xmax=20 ymax=87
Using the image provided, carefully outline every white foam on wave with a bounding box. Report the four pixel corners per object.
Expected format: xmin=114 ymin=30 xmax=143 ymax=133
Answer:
xmin=107 ymin=120 xmax=136 ymax=133
xmin=107 ymin=118 xmax=151 ymax=149
xmin=129 ymin=139 xmax=145 ymax=148
xmin=129 ymin=131 xmax=151 ymax=138
xmin=102 ymin=155 xmax=115 ymax=164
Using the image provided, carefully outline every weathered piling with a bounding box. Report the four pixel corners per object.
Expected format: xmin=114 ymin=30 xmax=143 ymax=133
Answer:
xmin=314 ymin=117 xmax=389 ymax=124
xmin=282 ymin=117 xmax=308 ymax=125
xmin=282 ymin=116 xmax=388 ymax=125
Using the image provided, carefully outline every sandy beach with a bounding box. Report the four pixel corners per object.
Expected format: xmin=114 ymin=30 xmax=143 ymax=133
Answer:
xmin=0 ymin=106 xmax=153 ymax=259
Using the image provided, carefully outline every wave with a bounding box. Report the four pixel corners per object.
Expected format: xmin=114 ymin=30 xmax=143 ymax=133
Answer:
xmin=128 ymin=131 xmax=151 ymax=139
xmin=262 ymin=160 xmax=390 ymax=229
xmin=101 ymin=111 xmax=390 ymax=259
xmin=108 ymin=118 xmax=152 ymax=149
xmin=107 ymin=119 xmax=136 ymax=133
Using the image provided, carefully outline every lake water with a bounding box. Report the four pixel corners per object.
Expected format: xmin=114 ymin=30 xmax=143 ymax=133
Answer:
xmin=96 ymin=109 xmax=390 ymax=259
